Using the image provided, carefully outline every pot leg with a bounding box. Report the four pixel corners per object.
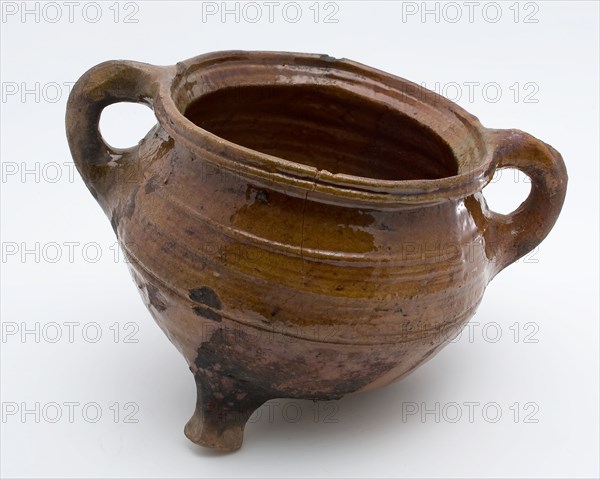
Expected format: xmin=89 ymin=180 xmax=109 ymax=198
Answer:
xmin=184 ymin=374 xmax=268 ymax=451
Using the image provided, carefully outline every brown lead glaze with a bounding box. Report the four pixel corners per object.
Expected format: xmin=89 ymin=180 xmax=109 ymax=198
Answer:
xmin=66 ymin=51 xmax=567 ymax=451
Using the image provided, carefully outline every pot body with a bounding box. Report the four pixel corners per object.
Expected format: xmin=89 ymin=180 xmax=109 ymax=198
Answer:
xmin=119 ymin=132 xmax=491 ymax=395
xmin=66 ymin=51 xmax=567 ymax=450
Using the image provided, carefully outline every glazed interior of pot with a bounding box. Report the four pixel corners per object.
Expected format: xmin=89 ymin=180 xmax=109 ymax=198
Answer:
xmin=184 ymin=84 xmax=457 ymax=181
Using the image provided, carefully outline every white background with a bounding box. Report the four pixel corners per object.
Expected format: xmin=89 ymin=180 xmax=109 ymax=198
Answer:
xmin=1 ymin=1 xmax=598 ymax=477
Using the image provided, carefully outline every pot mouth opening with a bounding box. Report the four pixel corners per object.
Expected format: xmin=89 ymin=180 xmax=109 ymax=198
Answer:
xmin=184 ymin=84 xmax=459 ymax=181
xmin=157 ymin=51 xmax=491 ymax=205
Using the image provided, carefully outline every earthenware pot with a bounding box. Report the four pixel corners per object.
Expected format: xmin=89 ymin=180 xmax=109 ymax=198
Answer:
xmin=66 ymin=51 xmax=567 ymax=451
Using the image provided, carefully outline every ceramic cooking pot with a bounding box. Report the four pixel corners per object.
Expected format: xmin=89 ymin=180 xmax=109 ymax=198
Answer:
xmin=66 ymin=51 xmax=567 ymax=451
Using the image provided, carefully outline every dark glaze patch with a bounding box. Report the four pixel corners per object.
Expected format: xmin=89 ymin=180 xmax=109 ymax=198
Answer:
xmin=144 ymin=175 xmax=161 ymax=194
xmin=193 ymin=306 xmax=222 ymax=322
xmin=464 ymin=194 xmax=494 ymax=260
xmin=195 ymin=328 xmax=272 ymax=396
xmin=244 ymin=185 xmax=270 ymax=205
xmin=146 ymin=283 xmax=167 ymax=311
xmin=193 ymin=326 xmax=396 ymax=401
xmin=189 ymin=287 xmax=222 ymax=309
xmin=255 ymin=190 xmax=269 ymax=204
xmin=124 ymin=184 xmax=140 ymax=219
xmin=110 ymin=208 xmax=120 ymax=234
xmin=192 ymin=328 xmax=271 ymax=434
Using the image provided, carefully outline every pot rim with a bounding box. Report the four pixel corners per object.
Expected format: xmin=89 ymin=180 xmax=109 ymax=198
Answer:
xmin=152 ymin=50 xmax=495 ymax=206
